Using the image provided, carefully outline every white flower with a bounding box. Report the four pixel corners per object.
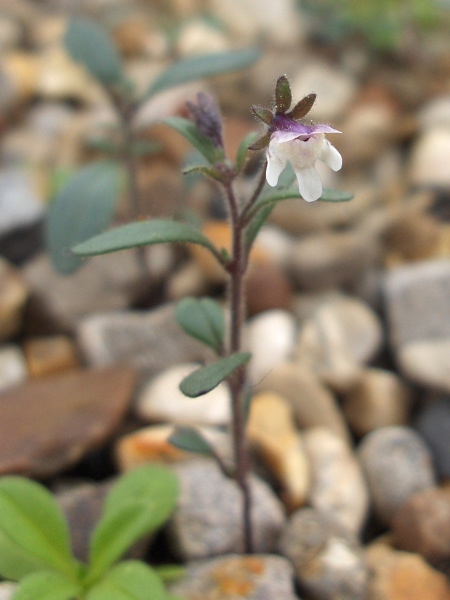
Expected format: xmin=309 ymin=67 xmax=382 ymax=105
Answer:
xmin=266 ymin=126 xmax=342 ymax=202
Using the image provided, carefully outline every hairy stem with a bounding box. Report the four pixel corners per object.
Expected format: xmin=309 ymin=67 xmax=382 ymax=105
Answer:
xmin=225 ymin=180 xmax=253 ymax=554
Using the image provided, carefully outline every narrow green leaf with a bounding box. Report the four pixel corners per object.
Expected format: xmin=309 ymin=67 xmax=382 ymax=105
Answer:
xmin=161 ymin=116 xmax=221 ymax=164
xmin=236 ymin=131 xmax=259 ymax=172
xmin=144 ymin=48 xmax=261 ymax=99
xmin=174 ymin=296 xmax=224 ymax=352
xmin=179 ymin=353 xmax=251 ymax=397
xmin=169 ymin=426 xmax=215 ymax=456
xmin=64 ymin=17 xmax=123 ymax=85
xmin=245 ymin=202 xmax=276 ymax=252
xmin=86 ymin=561 xmax=166 ymax=600
xmin=0 ymin=477 xmax=76 ymax=581
xmin=102 ymin=465 xmax=178 ymax=523
xmin=46 ymin=161 xmax=122 ymax=274
xmin=13 ymin=571 xmax=81 ymax=600
xmin=318 ymin=188 xmax=354 ymax=202
xmin=72 ymin=219 xmax=220 ymax=262
xmin=154 ymin=564 xmax=186 ymax=583
xmin=182 ymin=164 xmax=225 ymax=182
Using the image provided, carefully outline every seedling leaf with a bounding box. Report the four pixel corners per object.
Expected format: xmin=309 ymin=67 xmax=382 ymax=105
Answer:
xmin=175 ymin=296 xmax=225 ymax=352
xmin=85 ymin=561 xmax=166 ymax=600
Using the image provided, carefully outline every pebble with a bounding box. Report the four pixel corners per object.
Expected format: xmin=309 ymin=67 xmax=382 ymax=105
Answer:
xmin=23 ymin=249 xmax=170 ymax=334
xmin=358 ymin=426 xmax=436 ymax=525
xmin=415 ymin=396 xmax=450 ymax=479
xmin=1 ymin=52 xmax=39 ymax=104
xmin=278 ymin=507 xmax=367 ymax=600
xmin=0 ymin=256 xmax=29 ymax=343
xmin=246 ymin=310 xmax=296 ymax=384
xmin=56 ymin=480 xmax=112 ymax=563
xmin=168 ymin=459 xmax=285 ymax=560
xmin=0 ymin=167 xmax=44 ymax=237
xmin=211 ymin=0 xmax=303 ymax=47
xmin=409 ymin=128 xmax=450 ymax=188
xmin=291 ymin=60 xmax=358 ymax=121
xmin=0 ymin=366 xmax=136 ymax=477
xmin=384 ymin=259 xmax=450 ymax=392
xmin=366 ymin=541 xmax=450 ymax=600
xmin=384 ymin=209 xmax=443 ymax=263
xmin=23 ymin=335 xmax=79 ymax=378
xmin=0 ymin=15 xmax=22 ymax=52
xmin=303 ymin=427 xmax=369 ymax=536
xmin=135 ymin=363 xmax=230 ymax=426
xmin=0 ymin=344 xmax=27 ymax=391
xmin=392 ymin=485 xmax=450 ymax=564
xmin=247 ymin=391 xmax=310 ymax=511
xmin=294 ymin=294 xmax=383 ymax=392
xmin=255 ymin=225 xmax=295 ymax=268
xmin=418 ymin=95 xmax=450 ymax=130
xmin=115 ymin=424 xmax=191 ymax=472
xmin=342 ymin=368 xmax=413 ymax=437
xmin=0 ymin=583 xmax=15 ymax=600
xmin=255 ymin=362 xmax=351 ymax=442
xmin=77 ymin=304 xmax=213 ymax=380
xmin=168 ymin=554 xmax=299 ymax=600
xmin=245 ymin=262 xmax=293 ymax=316
xmin=286 ymin=223 xmax=383 ymax=291
xmin=176 ymin=19 xmax=230 ymax=57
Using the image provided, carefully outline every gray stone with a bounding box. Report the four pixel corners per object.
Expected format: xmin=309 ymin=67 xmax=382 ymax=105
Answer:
xmin=384 ymin=259 xmax=450 ymax=391
xmin=278 ymin=507 xmax=367 ymax=600
xmin=168 ymin=554 xmax=299 ymax=600
xmin=77 ymin=304 xmax=213 ymax=380
xmin=168 ymin=459 xmax=285 ymax=560
xmin=358 ymin=426 xmax=436 ymax=525
xmin=303 ymin=427 xmax=369 ymax=536
xmin=415 ymin=396 xmax=450 ymax=479
xmin=0 ymin=168 xmax=44 ymax=236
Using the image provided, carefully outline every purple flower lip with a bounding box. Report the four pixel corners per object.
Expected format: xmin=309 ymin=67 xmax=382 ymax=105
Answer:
xmin=271 ymin=114 xmax=341 ymax=139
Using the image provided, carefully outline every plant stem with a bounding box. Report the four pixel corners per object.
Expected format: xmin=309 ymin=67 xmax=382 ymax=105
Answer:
xmin=240 ymin=161 xmax=267 ymax=227
xmin=225 ymin=180 xmax=254 ymax=554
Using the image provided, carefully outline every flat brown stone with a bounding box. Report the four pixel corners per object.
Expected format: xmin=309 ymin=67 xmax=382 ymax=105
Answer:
xmin=0 ymin=366 xmax=136 ymax=477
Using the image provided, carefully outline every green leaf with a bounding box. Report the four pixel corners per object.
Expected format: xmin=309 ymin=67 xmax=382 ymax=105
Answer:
xmin=87 ymin=466 xmax=178 ymax=583
xmin=319 ymin=188 xmax=354 ymax=202
xmin=169 ymin=426 xmax=215 ymax=456
xmin=102 ymin=465 xmax=178 ymax=523
xmin=46 ymin=161 xmax=122 ymax=274
xmin=13 ymin=571 xmax=81 ymax=600
xmin=85 ymin=561 xmax=166 ymax=600
xmin=154 ymin=564 xmax=185 ymax=583
xmin=0 ymin=477 xmax=76 ymax=581
xmin=179 ymin=352 xmax=251 ymax=397
xmin=182 ymin=164 xmax=226 ymax=182
xmin=72 ymin=219 xmax=220 ymax=262
xmin=244 ymin=202 xmax=276 ymax=252
xmin=174 ymin=296 xmax=224 ymax=352
xmin=251 ymin=106 xmax=273 ymax=125
xmin=64 ymin=17 xmax=123 ymax=85
xmin=144 ymin=48 xmax=260 ymax=99
xmin=288 ymin=93 xmax=316 ymax=120
xmin=236 ymin=131 xmax=259 ymax=172
xmin=161 ymin=116 xmax=221 ymax=164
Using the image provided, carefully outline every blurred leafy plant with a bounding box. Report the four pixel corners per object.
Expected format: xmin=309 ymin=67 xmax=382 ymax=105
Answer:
xmin=299 ymin=0 xmax=442 ymax=50
xmin=0 ymin=465 xmax=182 ymax=600
xmin=46 ymin=15 xmax=260 ymax=274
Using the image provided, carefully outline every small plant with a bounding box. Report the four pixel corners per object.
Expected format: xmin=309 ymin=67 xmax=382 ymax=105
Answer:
xmin=46 ymin=15 xmax=260 ymax=274
xmin=72 ymin=75 xmax=352 ymax=553
xmin=0 ymin=465 xmax=182 ymax=600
